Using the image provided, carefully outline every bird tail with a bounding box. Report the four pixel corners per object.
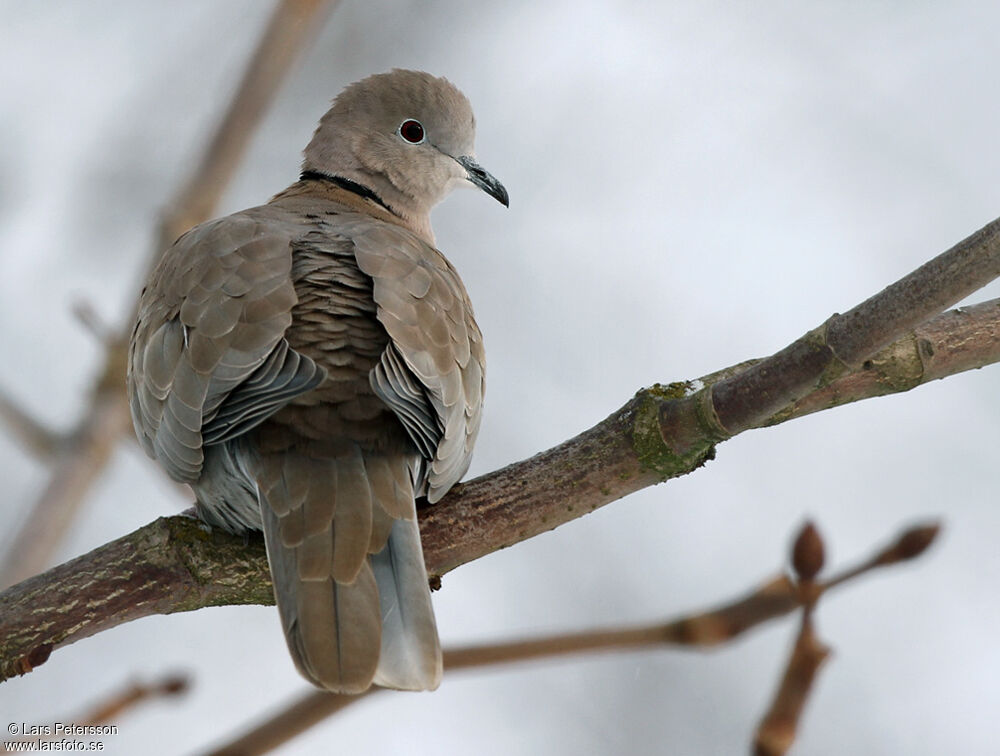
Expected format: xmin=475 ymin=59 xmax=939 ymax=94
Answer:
xmin=254 ymin=444 xmax=442 ymax=693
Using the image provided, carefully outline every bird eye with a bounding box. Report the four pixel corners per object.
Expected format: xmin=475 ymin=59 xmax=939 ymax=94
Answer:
xmin=398 ymin=119 xmax=425 ymax=144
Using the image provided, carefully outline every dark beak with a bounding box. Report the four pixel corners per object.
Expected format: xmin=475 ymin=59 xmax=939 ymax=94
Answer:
xmin=456 ymin=155 xmax=509 ymax=207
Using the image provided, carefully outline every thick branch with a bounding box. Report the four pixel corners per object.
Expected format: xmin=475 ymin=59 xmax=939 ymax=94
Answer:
xmin=771 ymin=298 xmax=1000 ymax=424
xmin=704 ymin=216 xmax=1000 ymax=439
xmin=0 ymin=517 xmax=272 ymax=680
xmin=0 ymin=284 xmax=990 ymax=681
xmin=424 ymin=297 xmax=1000 ymax=575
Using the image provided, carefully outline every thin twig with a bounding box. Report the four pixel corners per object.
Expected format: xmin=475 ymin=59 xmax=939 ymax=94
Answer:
xmin=154 ymin=0 xmax=338 ymax=262
xmin=0 ymin=390 xmax=64 ymax=460
xmin=76 ymin=674 xmax=190 ymax=726
xmin=206 ymin=520 xmax=938 ymax=756
xmin=10 ymin=674 xmax=189 ymax=746
xmin=203 ymin=689 xmax=375 ymax=756
xmin=753 ymin=522 xmax=829 ymax=755
xmin=752 ymin=520 xmax=939 ymax=755
xmin=822 ymin=523 xmax=940 ymax=593
xmin=0 ymin=393 xmax=132 ymax=589
xmin=71 ymin=300 xmax=115 ymax=347
xmin=753 ymin=612 xmax=830 ymax=756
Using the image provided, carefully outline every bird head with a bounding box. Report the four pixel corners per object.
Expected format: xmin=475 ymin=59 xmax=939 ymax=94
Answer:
xmin=303 ymin=69 xmax=507 ymax=239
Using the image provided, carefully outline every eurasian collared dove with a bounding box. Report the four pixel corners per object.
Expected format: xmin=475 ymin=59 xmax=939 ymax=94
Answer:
xmin=127 ymin=69 xmax=507 ymax=693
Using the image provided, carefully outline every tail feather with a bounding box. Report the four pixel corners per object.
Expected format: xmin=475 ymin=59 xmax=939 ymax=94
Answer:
xmin=329 ymin=449 xmax=372 ymax=583
xmin=372 ymin=517 xmax=443 ymax=690
xmin=296 ymin=566 xmax=381 ymax=688
xmin=255 ymin=444 xmax=440 ymax=693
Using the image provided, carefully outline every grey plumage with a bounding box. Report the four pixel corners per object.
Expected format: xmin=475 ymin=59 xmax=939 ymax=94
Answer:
xmin=127 ymin=70 xmax=506 ymax=692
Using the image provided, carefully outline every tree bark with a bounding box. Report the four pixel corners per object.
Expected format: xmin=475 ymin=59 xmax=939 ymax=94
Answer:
xmin=0 ymin=284 xmax=996 ymax=682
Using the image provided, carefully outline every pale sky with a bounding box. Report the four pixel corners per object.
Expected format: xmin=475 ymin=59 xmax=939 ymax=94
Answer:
xmin=1 ymin=2 xmax=999 ymax=754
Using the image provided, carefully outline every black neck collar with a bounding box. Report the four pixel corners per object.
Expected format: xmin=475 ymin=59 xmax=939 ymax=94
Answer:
xmin=299 ymin=170 xmax=392 ymax=212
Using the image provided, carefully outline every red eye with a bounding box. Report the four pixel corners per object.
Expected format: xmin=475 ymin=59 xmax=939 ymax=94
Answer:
xmin=398 ymin=119 xmax=425 ymax=144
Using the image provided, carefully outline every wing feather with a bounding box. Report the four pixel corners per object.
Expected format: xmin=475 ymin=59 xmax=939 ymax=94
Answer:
xmin=349 ymin=219 xmax=485 ymax=501
xmin=127 ymin=208 xmax=325 ymax=482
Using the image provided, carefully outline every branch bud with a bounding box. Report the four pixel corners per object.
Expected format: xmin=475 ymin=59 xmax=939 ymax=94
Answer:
xmin=792 ymin=521 xmax=825 ymax=581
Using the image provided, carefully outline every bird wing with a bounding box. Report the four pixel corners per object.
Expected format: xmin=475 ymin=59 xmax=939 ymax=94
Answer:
xmin=127 ymin=208 xmax=324 ymax=482
xmin=348 ymin=219 xmax=485 ymax=502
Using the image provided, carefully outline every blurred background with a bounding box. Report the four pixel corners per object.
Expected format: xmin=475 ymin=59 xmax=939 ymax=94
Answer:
xmin=1 ymin=1 xmax=999 ymax=753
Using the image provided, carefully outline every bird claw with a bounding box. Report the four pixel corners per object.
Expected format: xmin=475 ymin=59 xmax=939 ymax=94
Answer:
xmin=178 ymin=505 xmax=214 ymax=534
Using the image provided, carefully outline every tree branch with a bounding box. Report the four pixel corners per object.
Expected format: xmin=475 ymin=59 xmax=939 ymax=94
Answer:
xmin=421 ymin=295 xmax=1000 ymax=576
xmin=754 ymin=612 xmax=830 ymax=756
xmin=205 ymin=520 xmax=938 ymax=756
xmin=0 ymin=393 xmax=133 ymax=590
xmin=154 ymin=0 xmax=338 ymax=256
xmin=0 ymin=0 xmax=335 ymax=590
xmin=0 ymin=256 xmax=992 ymax=681
xmin=7 ymin=674 xmax=189 ymax=748
xmin=664 ymin=216 xmax=1000 ymax=458
xmin=0 ymin=389 xmax=64 ymax=461
xmin=764 ymin=297 xmax=1000 ymax=424
xmin=0 ymin=516 xmax=272 ymax=681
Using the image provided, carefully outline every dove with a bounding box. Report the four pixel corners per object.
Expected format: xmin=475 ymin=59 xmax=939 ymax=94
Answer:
xmin=127 ymin=69 xmax=507 ymax=693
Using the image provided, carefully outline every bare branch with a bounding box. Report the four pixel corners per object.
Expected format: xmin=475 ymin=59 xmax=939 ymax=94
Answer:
xmin=154 ymin=0 xmax=337 ymax=257
xmin=0 ymin=0 xmax=335 ymax=590
xmin=204 ymin=688 xmax=374 ymax=756
xmin=0 ymin=236 xmax=978 ymax=677
xmin=826 ymin=218 xmax=1000 ymax=367
xmin=420 ymin=295 xmax=997 ymax=576
xmin=822 ymin=522 xmax=941 ymax=592
xmin=74 ymin=674 xmax=189 ymax=726
xmin=9 ymin=674 xmax=188 ymax=748
xmin=752 ymin=520 xmax=940 ymax=755
xmin=207 ymin=521 xmax=936 ymax=756
xmin=771 ymin=298 xmax=1000 ymax=425
xmin=0 ymin=389 xmax=64 ymax=460
xmin=0 ymin=516 xmax=272 ymax=682
xmin=754 ymin=522 xmax=831 ymax=756
xmin=754 ymin=613 xmax=831 ymax=756
xmin=665 ymin=215 xmax=1000 ymax=454
xmin=71 ymin=300 xmax=115 ymax=347
xmin=0 ymin=393 xmax=132 ymax=589
xmin=205 ymin=577 xmax=798 ymax=755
